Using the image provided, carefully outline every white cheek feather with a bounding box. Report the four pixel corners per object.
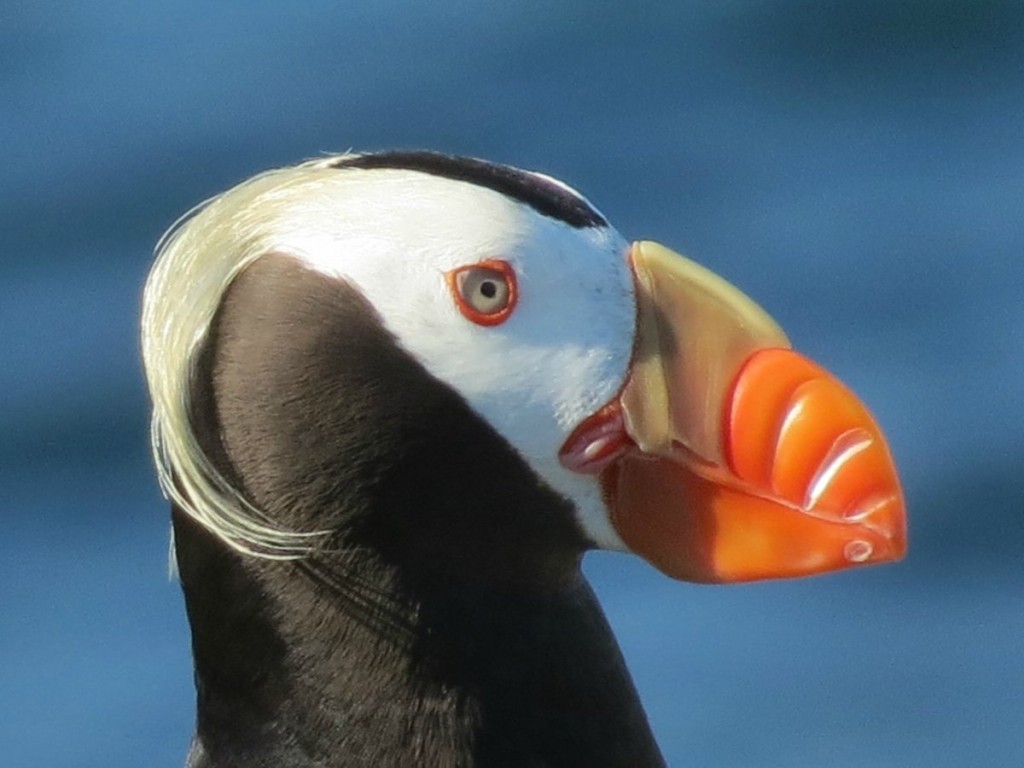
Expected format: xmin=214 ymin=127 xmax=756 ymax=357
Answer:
xmin=143 ymin=157 xmax=634 ymax=556
xmin=289 ymin=172 xmax=635 ymax=549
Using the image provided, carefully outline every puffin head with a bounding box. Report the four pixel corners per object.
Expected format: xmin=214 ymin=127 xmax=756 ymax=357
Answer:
xmin=142 ymin=151 xmax=905 ymax=586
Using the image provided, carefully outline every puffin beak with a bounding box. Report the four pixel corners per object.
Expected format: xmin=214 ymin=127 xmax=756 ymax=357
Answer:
xmin=560 ymin=242 xmax=907 ymax=583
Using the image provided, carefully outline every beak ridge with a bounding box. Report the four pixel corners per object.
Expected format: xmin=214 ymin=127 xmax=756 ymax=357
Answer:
xmin=622 ymin=241 xmax=790 ymax=465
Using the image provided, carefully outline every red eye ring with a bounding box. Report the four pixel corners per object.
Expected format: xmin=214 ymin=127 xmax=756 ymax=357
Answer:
xmin=445 ymin=259 xmax=518 ymax=326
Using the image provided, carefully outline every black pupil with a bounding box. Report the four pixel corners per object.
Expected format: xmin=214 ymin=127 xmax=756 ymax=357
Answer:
xmin=479 ymin=280 xmax=498 ymax=299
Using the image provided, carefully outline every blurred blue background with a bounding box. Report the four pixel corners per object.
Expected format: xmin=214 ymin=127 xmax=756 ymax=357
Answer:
xmin=2 ymin=1 xmax=1022 ymax=765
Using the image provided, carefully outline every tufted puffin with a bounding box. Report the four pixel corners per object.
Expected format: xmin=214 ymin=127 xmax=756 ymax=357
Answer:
xmin=141 ymin=151 xmax=906 ymax=767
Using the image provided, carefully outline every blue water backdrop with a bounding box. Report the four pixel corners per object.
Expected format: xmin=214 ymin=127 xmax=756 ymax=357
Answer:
xmin=2 ymin=2 xmax=1022 ymax=765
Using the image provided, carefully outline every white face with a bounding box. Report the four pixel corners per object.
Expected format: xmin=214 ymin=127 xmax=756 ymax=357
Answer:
xmin=269 ymin=169 xmax=636 ymax=548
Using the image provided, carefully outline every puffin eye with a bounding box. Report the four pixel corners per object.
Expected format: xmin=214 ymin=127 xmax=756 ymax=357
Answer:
xmin=447 ymin=260 xmax=517 ymax=326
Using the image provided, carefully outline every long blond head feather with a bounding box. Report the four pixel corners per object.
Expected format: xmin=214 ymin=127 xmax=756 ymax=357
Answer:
xmin=141 ymin=155 xmax=353 ymax=558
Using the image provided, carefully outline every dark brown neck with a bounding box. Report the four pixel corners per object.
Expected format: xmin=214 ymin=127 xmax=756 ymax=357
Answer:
xmin=174 ymin=509 xmax=665 ymax=768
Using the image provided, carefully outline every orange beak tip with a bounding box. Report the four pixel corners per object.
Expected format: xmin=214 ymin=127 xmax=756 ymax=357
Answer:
xmin=607 ymin=348 xmax=907 ymax=585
